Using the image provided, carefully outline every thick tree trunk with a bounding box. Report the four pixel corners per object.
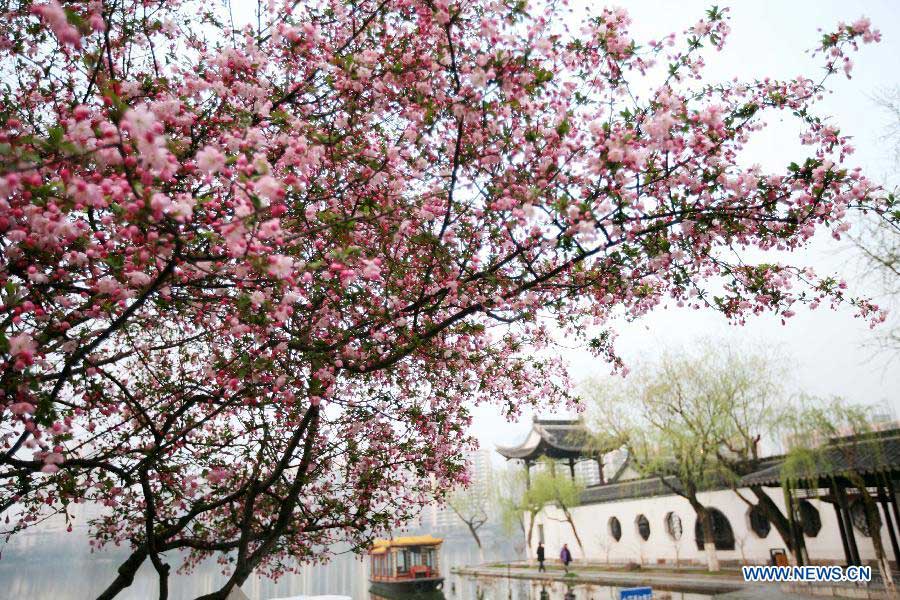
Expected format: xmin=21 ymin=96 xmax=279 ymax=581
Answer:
xmin=690 ymin=501 xmax=719 ymax=572
xmin=96 ymin=549 xmax=149 ymax=600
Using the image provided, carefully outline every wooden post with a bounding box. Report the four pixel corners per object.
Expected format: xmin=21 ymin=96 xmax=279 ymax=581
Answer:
xmin=887 ymin=477 xmax=900 ymax=547
xmin=596 ymin=457 xmax=605 ymax=485
xmin=877 ymin=476 xmax=900 ymax=566
xmin=568 ymin=457 xmax=576 ymax=480
xmin=525 ymin=460 xmax=532 ymax=489
xmin=835 ymin=479 xmax=861 ymax=566
xmin=830 ymin=479 xmax=853 ymax=566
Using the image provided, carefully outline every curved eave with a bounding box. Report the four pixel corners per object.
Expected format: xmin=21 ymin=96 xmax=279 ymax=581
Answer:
xmin=496 ymin=435 xmax=589 ymax=461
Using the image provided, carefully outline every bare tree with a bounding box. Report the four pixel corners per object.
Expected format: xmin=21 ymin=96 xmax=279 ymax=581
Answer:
xmin=447 ymin=489 xmax=489 ymax=564
xmin=852 ymin=86 xmax=900 ymax=352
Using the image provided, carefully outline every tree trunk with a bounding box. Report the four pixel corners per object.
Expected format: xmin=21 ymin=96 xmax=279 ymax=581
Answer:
xmin=693 ymin=503 xmax=720 ymax=572
xmin=561 ymin=505 xmax=584 ymax=556
xmin=849 ymin=474 xmax=894 ymax=587
xmin=466 ymin=520 xmax=485 ymax=564
xmin=96 ymin=549 xmax=149 ymax=600
xmin=526 ymin=511 xmax=536 ymax=558
xmin=749 ymin=485 xmax=795 ymax=555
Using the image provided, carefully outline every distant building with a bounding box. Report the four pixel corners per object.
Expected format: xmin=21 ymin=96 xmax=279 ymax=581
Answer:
xmin=421 ymin=445 xmax=494 ymax=532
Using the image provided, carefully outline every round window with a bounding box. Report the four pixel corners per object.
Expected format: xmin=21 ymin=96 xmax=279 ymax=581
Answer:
xmin=665 ymin=511 xmax=683 ymax=541
xmin=850 ymin=498 xmax=878 ymax=537
xmin=798 ymin=500 xmax=822 ymax=538
xmin=748 ymin=504 xmax=771 ymax=538
xmin=694 ymin=507 xmax=735 ymax=551
xmin=635 ymin=514 xmax=650 ymax=541
xmin=608 ymin=516 xmax=622 ymax=542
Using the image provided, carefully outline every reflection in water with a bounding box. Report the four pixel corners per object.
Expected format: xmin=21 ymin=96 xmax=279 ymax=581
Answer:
xmin=369 ymin=589 xmax=446 ymax=600
xmin=443 ymin=576 xmax=715 ymax=600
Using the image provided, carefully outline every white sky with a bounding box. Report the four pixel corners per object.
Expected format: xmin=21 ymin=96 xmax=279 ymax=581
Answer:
xmin=471 ymin=0 xmax=900 ymax=460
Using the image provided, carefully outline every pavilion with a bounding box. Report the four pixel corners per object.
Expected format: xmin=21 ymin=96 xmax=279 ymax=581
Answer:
xmin=496 ymin=418 xmax=602 ymax=486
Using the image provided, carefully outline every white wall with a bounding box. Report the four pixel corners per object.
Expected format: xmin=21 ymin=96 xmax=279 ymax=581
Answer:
xmin=531 ymin=486 xmax=897 ymax=566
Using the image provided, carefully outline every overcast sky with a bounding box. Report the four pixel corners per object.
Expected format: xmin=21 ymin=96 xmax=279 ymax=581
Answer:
xmin=471 ymin=0 xmax=900 ymax=461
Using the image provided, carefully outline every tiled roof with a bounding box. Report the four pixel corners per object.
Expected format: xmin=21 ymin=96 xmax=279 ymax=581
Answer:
xmin=496 ymin=418 xmax=593 ymax=460
xmin=581 ymin=475 xmax=684 ymax=504
xmin=741 ymin=431 xmax=900 ymax=487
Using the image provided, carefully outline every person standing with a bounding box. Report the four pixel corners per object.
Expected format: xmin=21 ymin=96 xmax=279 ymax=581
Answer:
xmin=536 ymin=542 xmax=546 ymax=572
xmin=559 ymin=543 xmax=572 ymax=573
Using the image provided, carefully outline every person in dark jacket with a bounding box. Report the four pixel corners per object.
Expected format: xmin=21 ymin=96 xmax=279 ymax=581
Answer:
xmin=536 ymin=542 xmax=546 ymax=572
xmin=559 ymin=543 xmax=572 ymax=573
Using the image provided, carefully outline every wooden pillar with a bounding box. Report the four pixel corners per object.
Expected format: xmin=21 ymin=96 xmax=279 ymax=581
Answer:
xmin=835 ymin=479 xmax=861 ymax=566
xmin=596 ymin=457 xmax=605 ymax=485
xmin=782 ymin=485 xmax=804 ymax=566
xmin=830 ymin=479 xmax=854 ymax=566
xmin=568 ymin=457 xmax=576 ymax=480
xmin=877 ymin=477 xmax=900 ymax=566
xmin=887 ymin=477 xmax=900 ymax=545
xmin=525 ymin=460 xmax=532 ymax=489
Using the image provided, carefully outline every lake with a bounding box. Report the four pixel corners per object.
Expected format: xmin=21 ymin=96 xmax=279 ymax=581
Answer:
xmin=0 ymin=526 xmax=715 ymax=599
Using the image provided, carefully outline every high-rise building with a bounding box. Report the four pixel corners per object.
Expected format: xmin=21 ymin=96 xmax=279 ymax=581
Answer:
xmin=420 ymin=445 xmax=495 ymax=532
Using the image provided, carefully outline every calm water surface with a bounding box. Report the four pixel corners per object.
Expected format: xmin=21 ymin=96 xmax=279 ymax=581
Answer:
xmin=0 ymin=526 xmax=714 ymax=599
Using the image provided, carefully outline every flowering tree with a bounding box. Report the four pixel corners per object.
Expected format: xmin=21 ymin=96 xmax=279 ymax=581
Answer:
xmin=0 ymin=0 xmax=888 ymax=597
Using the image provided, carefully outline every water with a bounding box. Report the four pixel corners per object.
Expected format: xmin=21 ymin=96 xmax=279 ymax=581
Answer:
xmin=0 ymin=529 xmax=715 ymax=599
xmin=0 ymin=527 xmax=491 ymax=599
xmin=450 ymin=577 xmax=714 ymax=600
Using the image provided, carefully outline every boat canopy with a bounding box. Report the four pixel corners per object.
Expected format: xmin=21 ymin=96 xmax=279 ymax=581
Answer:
xmin=369 ymin=535 xmax=443 ymax=555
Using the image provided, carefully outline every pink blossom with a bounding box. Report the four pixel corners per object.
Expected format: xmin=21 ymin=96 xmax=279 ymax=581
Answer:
xmin=360 ymin=259 xmax=382 ymax=281
xmin=268 ymin=255 xmax=295 ymax=279
xmin=8 ymin=333 xmax=37 ymax=358
xmin=44 ymin=452 xmax=65 ymax=465
xmin=196 ymin=146 xmax=226 ymax=174
xmin=31 ymin=1 xmax=81 ymax=48
xmin=255 ymin=176 xmax=282 ymax=202
xmin=126 ymin=271 xmax=153 ymax=287
xmin=206 ymin=468 xmax=230 ymax=484
xmin=9 ymin=402 xmax=36 ymax=415
xmin=122 ymin=105 xmax=157 ymax=138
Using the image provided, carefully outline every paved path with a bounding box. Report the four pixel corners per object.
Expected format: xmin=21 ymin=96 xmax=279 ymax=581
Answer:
xmin=451 ymin=565 xmax=746 ymax=595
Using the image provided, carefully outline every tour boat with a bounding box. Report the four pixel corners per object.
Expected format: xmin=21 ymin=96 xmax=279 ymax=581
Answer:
xmin=368 ymin=535 xmax=444 ymax=595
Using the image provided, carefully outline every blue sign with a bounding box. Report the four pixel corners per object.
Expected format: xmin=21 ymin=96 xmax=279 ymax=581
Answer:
xmin=619 ymin=587 xmax=652 ymax=600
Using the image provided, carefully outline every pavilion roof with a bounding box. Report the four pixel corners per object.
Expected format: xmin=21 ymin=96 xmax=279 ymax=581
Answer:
xmin=496 ymin=418 xmax=592 ymax=461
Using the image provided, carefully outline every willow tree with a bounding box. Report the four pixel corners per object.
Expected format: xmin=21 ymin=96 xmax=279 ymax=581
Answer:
xmin=495 ymin=467 xmax=532 ymax=558
xmin=527 ymin=458 xmax=586 ymax=556
xmin=778 ymin=397 xmax=894 ymax=586
xmin=589 ymin=362 xmax=728 ymax=572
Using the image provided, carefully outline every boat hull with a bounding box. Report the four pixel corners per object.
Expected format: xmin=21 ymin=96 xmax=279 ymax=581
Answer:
xmin=369 ymin=577 xmax=444 ymax=597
